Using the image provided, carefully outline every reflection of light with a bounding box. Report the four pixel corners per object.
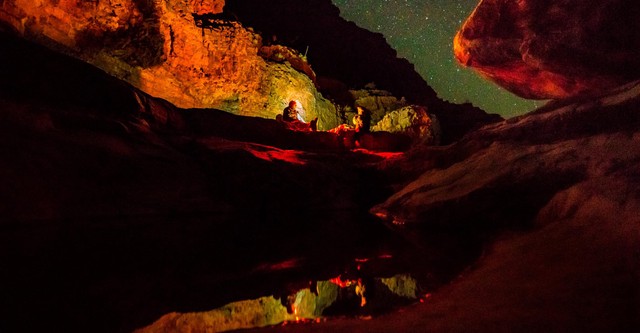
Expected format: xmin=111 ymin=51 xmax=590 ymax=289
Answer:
xmin=329 ymin=275 xmax=353 ymax=288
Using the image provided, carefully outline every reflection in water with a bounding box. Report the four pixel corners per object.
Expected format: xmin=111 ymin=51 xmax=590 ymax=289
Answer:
xmin=1 ymin=210 xmax=482 ymax=333
xmin=136 ymin=270 xmax=420 ymax=332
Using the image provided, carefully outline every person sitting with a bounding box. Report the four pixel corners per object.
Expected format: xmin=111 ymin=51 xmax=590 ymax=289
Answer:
xmin=281 ymin=100 xmax=317 ymax=131
xmin=352 ymin=106 xmax=371 ymax=147
xmin=282 ymin=100 xmax=302 ymax=122
xmin=353 ymin=106 xmax=371 ymax=134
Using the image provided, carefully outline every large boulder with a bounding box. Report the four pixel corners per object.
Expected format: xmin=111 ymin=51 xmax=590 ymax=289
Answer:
xmin=0 ymin=0 xmax=340 ymax=129
xmin=454 ymin=0 xmax=640 ymax=100
xmin=372 ymin=105 xmax=441 ymax=146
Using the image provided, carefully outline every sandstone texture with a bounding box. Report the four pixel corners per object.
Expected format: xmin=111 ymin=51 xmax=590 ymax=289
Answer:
xmin=454 ymin=0 xmax=640 ymax=100
xmin=0 ymin=0 xmax=340 ymax=129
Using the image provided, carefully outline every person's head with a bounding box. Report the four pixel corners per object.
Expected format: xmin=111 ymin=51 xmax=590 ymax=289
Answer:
xmin=289 ymin=100 xmax=297 ymax=108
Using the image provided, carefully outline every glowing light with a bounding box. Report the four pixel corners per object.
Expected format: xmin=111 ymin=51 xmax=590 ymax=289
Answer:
xmin=374 ymin=211 xmax=388 ymax=219
xmin=292 ymin=99 xmax=307 ymax=122
xmin=329 ymin=275 xmax=353 ymax=288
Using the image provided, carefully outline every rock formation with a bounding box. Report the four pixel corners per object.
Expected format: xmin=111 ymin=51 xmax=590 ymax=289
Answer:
xmin=224 ymin=0 xmax=437 ymax=106
xmin=349 ymin=86 xmax=408 ymax=126
xmin=372 ymin=105 xmax=441 ymax=146
xmin=0 ymin=0 xmax=501 ymax=141
xmin=2 ymin=1 xmax=640 ymax=332
xmin=0 ymin=0 xmax=340 ymax=129
xmin=224 ymin=0 xmax=502 ymax=143
xmin=454 ymin=0 xmax=640 ymax=100
xmin=136 ymin=274 xmax=418 ymax=333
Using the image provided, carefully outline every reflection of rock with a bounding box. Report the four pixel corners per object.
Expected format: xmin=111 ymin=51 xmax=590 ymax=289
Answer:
xmin=380 ymin=274 xmax=418 ymax=299
xmin=289 ymin=281 xmax=340 ymax=319
xmin=0 ymin=0 xmax=340 ymax=129
xmin=137 ymin=274 xmax=419 ymax=333
xmin=372 ymin=106 xmax=441 ymax=146
xmin=454 ymin=0 xmax=640 ymax=100
xmin=134 ymin=296 xmax=290 ymax=333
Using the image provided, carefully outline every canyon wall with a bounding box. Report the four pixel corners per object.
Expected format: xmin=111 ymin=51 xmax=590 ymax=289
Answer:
xmin=0 ymin=0 xmax=340 ymax=129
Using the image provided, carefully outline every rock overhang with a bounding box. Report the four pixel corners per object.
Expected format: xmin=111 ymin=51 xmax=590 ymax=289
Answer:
xmin=454 ymin=0 xmax=640 ymax=100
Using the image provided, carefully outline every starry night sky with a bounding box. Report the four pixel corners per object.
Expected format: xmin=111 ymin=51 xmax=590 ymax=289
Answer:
xmin=332 ymin=0 xmax=544 ymax=118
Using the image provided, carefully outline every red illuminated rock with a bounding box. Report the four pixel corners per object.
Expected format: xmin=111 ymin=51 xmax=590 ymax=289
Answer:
xmin=454 ymin=0 xmax=640 ymax=99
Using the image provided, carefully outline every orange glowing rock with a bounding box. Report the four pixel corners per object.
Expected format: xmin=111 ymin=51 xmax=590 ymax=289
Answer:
xmin=0 ymin=0 xmax=340 ymax=129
